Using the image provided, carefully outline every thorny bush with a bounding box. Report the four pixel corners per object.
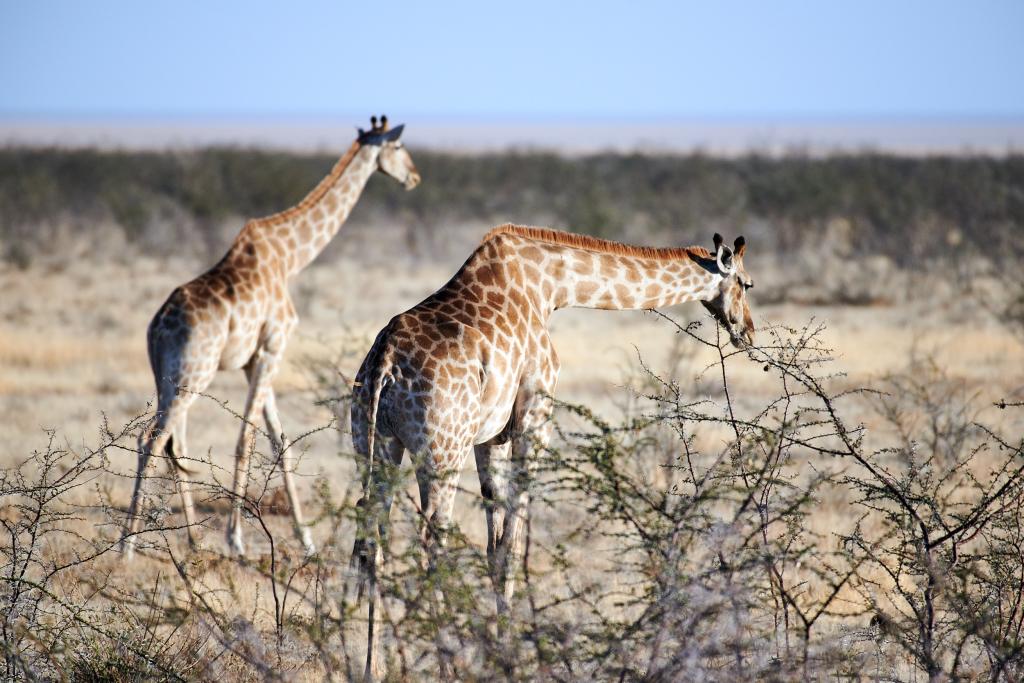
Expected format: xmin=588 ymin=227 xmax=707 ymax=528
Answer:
xmin=1 ymin=316 xmax=1022 ymax=681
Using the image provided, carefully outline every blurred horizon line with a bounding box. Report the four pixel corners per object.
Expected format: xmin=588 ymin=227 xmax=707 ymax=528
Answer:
xmin=3 ymin=115 xmax=1023 ymax=156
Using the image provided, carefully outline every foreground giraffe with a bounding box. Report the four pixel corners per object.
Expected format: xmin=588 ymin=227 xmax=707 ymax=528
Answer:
xmin=122 ymin=116 xmax=420 ymax=559
xmin=349 ymin=225 xmax=754 ymax=677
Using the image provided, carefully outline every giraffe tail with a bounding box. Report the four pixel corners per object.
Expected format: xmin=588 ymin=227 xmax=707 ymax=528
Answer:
xmin=165 ymin=437 xmax=197 ymax=475
xmin=348 ymin=349 xmax=392 ymax=591
xmin=363 ymin=351 xmax=393 ymax=468
xmin=138 ymin=419 xmax=197 ymax=476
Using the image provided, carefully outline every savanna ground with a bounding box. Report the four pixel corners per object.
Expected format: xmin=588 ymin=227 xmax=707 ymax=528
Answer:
xmin=2 ymin=148 xmax=1023 ymax=681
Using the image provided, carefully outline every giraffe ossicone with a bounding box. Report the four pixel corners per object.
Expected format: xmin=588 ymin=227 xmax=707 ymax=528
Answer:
xmin=347 ymin=224 xmax=755 ymax=678
xmin=120 ymin=116 xmax=420 ymax=561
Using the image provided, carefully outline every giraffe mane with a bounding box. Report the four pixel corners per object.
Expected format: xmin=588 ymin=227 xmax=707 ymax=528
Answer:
xmin=251 ymin=140 xmax=362 ymax=226
xmin=482 ymin=224 xmax=713 ymax=261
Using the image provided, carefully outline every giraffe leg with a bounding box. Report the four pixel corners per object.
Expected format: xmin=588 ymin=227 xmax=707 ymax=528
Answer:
xmin=226 ymin=351 xmax=279 ymax=556
xmin=262 ymin=386 xmax=315 ymax=556
xmin=349 ymin=436 xmax=405 ymax=587
xmin=416 ymin=461 xmax=464 ymax=565
xmin=168 ymin=418 xmax=200 ymax=550
xmin=121 ymin=418 xmax=165 ymax=560
xmin=474 ymin=441 xmax=511 ymax=584
xmin=493 ymin=393 xmax=554 ymax=612
xmin=348 ymin=435 xmax=405 ymax=683
xmin=124 ymin=323 xmax=221 ymax=561
xmin=121 ymin=388 xmax=201 ymax=559
xmin=415 ymin=461 xmax=465 ymax=681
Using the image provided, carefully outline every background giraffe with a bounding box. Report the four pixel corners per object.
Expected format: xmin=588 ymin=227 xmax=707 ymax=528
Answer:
xmin=348 ymin=224 xmax=754 ymax=677
xmin=121 ymin=116 xmax=420 ymax=559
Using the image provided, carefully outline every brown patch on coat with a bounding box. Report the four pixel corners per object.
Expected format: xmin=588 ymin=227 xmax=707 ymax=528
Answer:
xmin=575 ymin=281 xmax=598 ymax=302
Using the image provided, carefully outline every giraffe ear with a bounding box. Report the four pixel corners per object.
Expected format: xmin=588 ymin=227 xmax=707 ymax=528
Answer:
xmin=382 ymin=124 xmax=404 ymax=142
xmin=734 ymin=236 xmax=746 ymax=258
xmin=716 ymin=244 xmax=735 ymax=274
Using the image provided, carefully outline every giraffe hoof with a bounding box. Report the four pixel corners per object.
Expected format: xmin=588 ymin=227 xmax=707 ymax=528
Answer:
xmin=300 ymin=529 xmax=316 ymax=558
xmin=226 ymin=528 xmax=246 ymax=556
xmin=345 ymin=574 xmax=369 ymax=605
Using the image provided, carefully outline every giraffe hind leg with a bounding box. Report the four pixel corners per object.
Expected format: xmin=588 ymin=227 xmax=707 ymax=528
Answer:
xmin=347 ymin=435 xmax=405 ymax=596
xmin=121 ymin=410 xmax=176 ymax=560
xmin=121 ymin=419 xmax=157 ymax=560
xmin=123 ymin=356 xmax=210 ymax=559
xmin=345 ymin=435 xmax=405 ymax=682
xmin=167 ymin=419 xmax=201 ymax=549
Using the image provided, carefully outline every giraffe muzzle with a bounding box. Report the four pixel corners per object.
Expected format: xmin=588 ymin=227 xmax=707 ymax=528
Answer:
xmin=736 ymin=326 xmax=754 ymax=348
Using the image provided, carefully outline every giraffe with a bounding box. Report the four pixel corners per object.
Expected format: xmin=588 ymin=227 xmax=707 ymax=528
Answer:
xmin=121 ymin=116 xmax=420 ymax=560
xmin=348 ymin=224 xmax=754 ymax=677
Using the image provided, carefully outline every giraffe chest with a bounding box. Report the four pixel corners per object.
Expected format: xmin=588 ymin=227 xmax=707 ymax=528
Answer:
xmin=217 ymin=303 xmax=291 ymax=370
xmin=218 ymin=323 xmax=263 ymax=370
xmin=474 ymin=332 xmax=556 ymax=443
xmin=475 ymin=392 xmax=519 ymax=443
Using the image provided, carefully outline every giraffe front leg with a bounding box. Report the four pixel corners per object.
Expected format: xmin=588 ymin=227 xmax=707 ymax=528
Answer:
xmin=263 ymin=386 xmax=315 ymax=556
xmin=227 ymin=351 xmax=278 ymax=556
xmin=474 ymin=441 xmax=512 ymax=585
xmin=494 ymin=394 xmax=554 ymax=612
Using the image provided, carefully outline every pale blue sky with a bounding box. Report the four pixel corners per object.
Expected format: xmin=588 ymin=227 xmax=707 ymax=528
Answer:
xmin=1 ymin=0 xmax=1022 ymax=119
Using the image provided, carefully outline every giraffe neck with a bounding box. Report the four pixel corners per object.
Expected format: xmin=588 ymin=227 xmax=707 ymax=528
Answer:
xmin=250 ymin=142 xmax=380 ymax=277
xmin=484 ymin=231 xmax=723 ymax=319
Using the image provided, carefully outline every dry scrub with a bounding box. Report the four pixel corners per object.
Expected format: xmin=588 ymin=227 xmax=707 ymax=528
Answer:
xmin=2 ymin=314 xmax=1023 ymax=682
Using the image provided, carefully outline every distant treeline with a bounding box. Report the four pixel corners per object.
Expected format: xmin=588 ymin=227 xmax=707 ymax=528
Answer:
xmin=2 ymin=147 xmax=1022 ymax=265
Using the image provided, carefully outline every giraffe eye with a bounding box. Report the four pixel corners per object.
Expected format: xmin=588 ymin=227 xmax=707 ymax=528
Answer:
xmin=742 ymin=282 xmax=753 ymax=291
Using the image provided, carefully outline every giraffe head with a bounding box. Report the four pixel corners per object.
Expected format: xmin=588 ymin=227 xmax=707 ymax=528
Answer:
xmin=358 ymin=115 xmax=421 ymax=190
xmin=701 ymin=233 xmax=755 ymax=347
